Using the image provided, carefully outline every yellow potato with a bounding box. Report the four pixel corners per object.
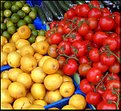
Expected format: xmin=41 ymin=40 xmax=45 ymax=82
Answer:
xmin=1 ymin=78 xmax=11 ymax=89
xmin=35 ymin=35 xmax=46 ymax=43
xmin=62 ymin=75 xmax=73 ymax=83
xmin=3 ymin=42 xmax=16 ymax=53
xmin=1 ymin=103 xmax=13 ymax=110
xmin=48 ymin=107 xmax=59 ymax=110
xmin=1 ymin=89 xmax=14 ymax=103
xmin=1 ymin=70 xmax=9 ymax=79
xmin=13 ymin=97 xmax=32 ymax=109
xmin=44 ymin=74 xmax=63 ymax=91
xmin=11 ymin=32 xmax=20 ymax=43
xmin=1 ymin=36 xmax=8 ymax=46
xmin=34 ymin=53 xmax=43 ymax=63
xmin=62 ymin=105 xmax=76 ymax=110
xmin=8 ymin=68 xmax=23 ymax=82
xmin=7 ymin=51 xmax=21 ymax=67
xmin=31 ymin=83 xmax=46 ymax=100
xmin=8 ymin=82 xmax=26 ymax=99
xmin=69 ymin=94 xmax=86 ymax=110
xmin=1 ymin=51 xmax=8 ymax=66
xmin=26 ymin=92 xmax=35 ymax=103
xmin=16 ymin=73 xmax=32 ymax=89
xmin=28 ymin=104 xmax=45 ymax=110
xmin=19 ymin=44 xmax=34 ymax=56
xmin=33 ymin=99 xmax=47 ymax=106
xmin=44 ymin=90 xmax=62 ymax=104
xmin=31 ymin=67 xmax=46 ymax=83
xmin=59 ymin=82 xmax=75 ymax=97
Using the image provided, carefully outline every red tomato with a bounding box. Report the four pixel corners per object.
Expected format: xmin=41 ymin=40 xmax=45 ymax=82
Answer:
xmin=68 ymin=31 xmax=82 ymax=43
xmin=80 ymin=79 xmax=94 ymax=94
xmin=84 ymin=30 xmax=94 ymax=41
xmin=79 ymin=56 xmax=90 ymax=65
xmin=45 ymin=30 xmax=54 ymax=38
xmin=88 ymin=17 xmax=98 ymax=30
xmin=103 ymin=37 xmax=117 ymax=51
xmin=96 ymin=84 xmax=106 ymax=96
xmin=88 ymin=8 xmax=102 ymax=19
xmin=102 ymin=89 xmax=118 ymax=102
xmin=86 ymin=92 xmax=102 ymax=105
xmin=100 ymin=53 xmax=116 ymax=66
xmin=99 ymin=16 xmax=115 ymax=31
xmin=93 ymin=31 xmax=108 ymax=46
xmin=110 ymin=33 xmax=118 ymax=38
xmin=66 ymin=8 xmax=76 ymax=19
xmin=93 ymin=61 xmax=109 ymax=73
xmin=71 ymin=41 xmax=87 ymax=57
xmin=75 ymin=4 xmax=90 ymax=17
xmin=50 ymin=33 xmax=62 ymax=44
xmin=63 ymin=23 xmax=72 ymax=34
xmin=86 ymin=67 xmax=102 ymax=83
xmin=50 ymin=21 xmax=58 ymax=29
xmin=115 ymin=26 xmax=120 ymax=35
xmin=97 ymin=101 xmax=116 ymax=110
xmin=101 ymin=8 xmax=110 ymax=17
xmin=57 ymin=56 xmax=66 ymax=69
xmin=57 ymin=26 xmax=64 ymax=35
xmin=109 ymin=62 xmax=120 ymax=73
xmin=90 ymin=1 xmax=100 ymax=8
xmin=63 ymin=59 xmax=78 ymax=76
xmin=58 ymin=41 xmax=71 ymax=55
xmin=89 ymin=48 xmax=100 ymax=62
xmin=78 ymin=63 xmax=91 ymax=77
xmin=106 ymin=80 xmax=120 ymax=90
xmin=58 ymin=20 xmax=66 ymax=27
xmin=113 ymin=12 xmax=120 ymax=26
xmin=78 ymin=23 xmax=90 ymax=36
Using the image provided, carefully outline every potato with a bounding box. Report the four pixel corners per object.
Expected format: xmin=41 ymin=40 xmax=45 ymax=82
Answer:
xmin=3 ymin=43 xmax=16 ymax=53
xmin=1 ymin=103 xmax=13 ymax=110
xmin=1 ymin=78 xmax=11 ymax=89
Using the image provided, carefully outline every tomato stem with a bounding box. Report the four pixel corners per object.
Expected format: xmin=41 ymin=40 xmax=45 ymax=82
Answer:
xmin=58 ymin=54 xmax=79 ymax=61
xmin=104 ymin=45 xmax=121 ymax=63
xmin=95 ymin=72 xmax=109 ymax=90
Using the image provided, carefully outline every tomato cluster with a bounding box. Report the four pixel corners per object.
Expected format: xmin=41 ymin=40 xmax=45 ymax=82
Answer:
xmin=46 ymin=2 xmax=120 ymax=110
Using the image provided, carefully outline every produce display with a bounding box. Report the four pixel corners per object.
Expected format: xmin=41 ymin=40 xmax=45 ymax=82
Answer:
xmin=1 ymin=0 xmax=121 ymax=110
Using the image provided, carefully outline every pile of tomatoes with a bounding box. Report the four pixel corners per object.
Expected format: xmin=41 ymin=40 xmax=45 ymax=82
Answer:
xmin=45 ymin=2 xmax=120 ymax=110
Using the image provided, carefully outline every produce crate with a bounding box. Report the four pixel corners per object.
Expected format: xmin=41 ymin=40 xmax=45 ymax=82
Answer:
xmin=1 ymin=65 xmax=94 ymax=110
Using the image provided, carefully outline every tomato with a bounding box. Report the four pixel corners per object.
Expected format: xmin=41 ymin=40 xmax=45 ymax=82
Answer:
xmin=100 ymin=53 xmax=116 ymax=66
xmin=96 ymin=84 xmax=106 ymax=96
xmin=115 ymin=35 xmax=120 ymax=50
xmin=93 ymin=31 xmax=108 ymax=46
xmin=48 ymin=44 xmax=58 ymax=58
xmin=101 ymin=8 xmax=110 ymax=17
xmin=66 ymin=8 xmax=76 ymax=19
xmin=75 ymin=4 xmax=90 ymax=17
xmin=110 ymin=33 xmax=118 ymax=38
xmin=49 ymin=33 xmax=62 ymax=44
xmin=57 ymin=26 xmax=64 ymax=35
xmin=89 ymin=48 xmax=100 ymax=62
xmin=78 ymin=23 xmax=90 ymax=36
xmin=45 ymin=30 xmax=54 ymax=38
xmin=50 ymin=21 xmax=58 ymax=29
xmin=68 ymin=31 xmax=82 ymax=43
xmin=71 ymin=41 xmax=87 ymax=57
xmin=57 ymin=56 xmax=66 ymax=69
xmin=90 ymin=1 xmax=100 ymax=8
xmin=113 ymin=12 xmax=120 ymax=26
xmin=99 ymin=16 xmax=115 ymax=31
xmin=102 ymin=89 xmax=118 ymax=102
xmin=87 ymin=67 xmax=102 ymax=83
xmin=103 ymin=37 xmax=117 ymax=51
xmin=88 ymin=8 xmax=102 ymax=19
xmin=84 ymin=30 xmax=94 ymax=41
xmin=97 ymin=101 xmax=116 ymax=110
xmin=58 ymin=20 xmax=66 ymax=27
xmin=58 ymin=41 xmax=71 ymax=55
xmin=63 ymin=59 xmax=78 ymax=76
xmin=115 ymin=26 xmax=120 ymax=35
xmin=63 ymin=23 xmax=72 ymax=34
xmin=109 ymin=62 xmax=120 ymax=73
xmin=78 ymin=63 xmax=91 ymax=77
xmin=79 ymin=56 xmax=90 ymax=65
xmin=80 ymin=79 xmax=94 ymax=94
xmin=88 ymin=17 xmax=98 ymax=30
xmin=106 ymin=80 xmax=120 ymax=90
xmin=86 ymin=92 xmax=102 ymax=105
xmin=93 ymin=61 xmax=109 ymax=73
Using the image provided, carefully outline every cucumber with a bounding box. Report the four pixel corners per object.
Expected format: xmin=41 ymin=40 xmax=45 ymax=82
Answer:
xmin=64 ymin=0 xmax=74 ymax=8
xmin=40 ymin=1 xmax=53 ymax=22
xmin=34 ymin=5 xmax=47 ymax=24
xmin=52 ymin=1 xmax=64 ymax=19
xmin=58 ymin=1 xmax=70 ymax=11
xmin=43 ymin=1 xmax=61 ymax=20
xmin=74 ymin=0 xmax=85 ymax=4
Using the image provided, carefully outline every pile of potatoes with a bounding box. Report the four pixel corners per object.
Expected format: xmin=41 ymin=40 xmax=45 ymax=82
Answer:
xmin=1 ymin=32 xmax=75 ymax=109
